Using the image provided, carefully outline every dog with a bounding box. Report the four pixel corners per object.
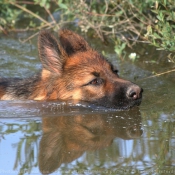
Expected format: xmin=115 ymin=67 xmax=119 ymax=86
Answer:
xmin=0 ymin=29 xmax=143 ymax=109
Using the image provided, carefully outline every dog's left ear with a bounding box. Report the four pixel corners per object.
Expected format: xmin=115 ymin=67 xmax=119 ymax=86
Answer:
xmin=59 ymin=29 xmax=92 ymax=56
xmin=38 ymin=30 xmax=67 ymax=75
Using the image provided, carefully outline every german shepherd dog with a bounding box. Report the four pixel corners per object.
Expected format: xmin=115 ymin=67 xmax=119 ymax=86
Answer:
xmin=0 ymin=29 xmax=143 ymax=109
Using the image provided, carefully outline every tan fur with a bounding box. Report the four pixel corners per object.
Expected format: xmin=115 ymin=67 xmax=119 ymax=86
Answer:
xmin=41 ymin=69 xmax=51 ymax=80
xmin=0 ymin=90 xmax=5 ymax=99
xmin=1 ymin=94 xmax=15 ymax=100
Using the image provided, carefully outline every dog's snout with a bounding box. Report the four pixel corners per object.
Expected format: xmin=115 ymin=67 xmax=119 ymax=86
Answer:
xmin=127 ymin=85 xmax=143 ymax=100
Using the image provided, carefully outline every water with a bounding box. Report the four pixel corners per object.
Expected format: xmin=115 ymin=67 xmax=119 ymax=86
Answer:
xmin=0 ymin=32 xmax=175 ymax=175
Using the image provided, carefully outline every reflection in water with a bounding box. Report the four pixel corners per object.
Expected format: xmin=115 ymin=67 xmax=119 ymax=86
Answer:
xmin=39 ymin=108 xmax=142 ymax=174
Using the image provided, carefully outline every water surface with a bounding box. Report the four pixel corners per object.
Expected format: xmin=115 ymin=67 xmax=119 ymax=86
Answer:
xmin=0 ymin=32 xmax=175 ymax=175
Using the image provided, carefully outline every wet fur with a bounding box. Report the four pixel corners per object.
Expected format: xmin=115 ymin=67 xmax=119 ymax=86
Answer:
xmin=0 ymin=29 xmax=142 ymax=109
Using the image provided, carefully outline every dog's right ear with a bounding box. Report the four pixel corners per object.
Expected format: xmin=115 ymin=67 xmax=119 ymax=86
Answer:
xmin=38 ymin=31 xmax=67 ymax=75
xmin=59 ymin=29 xmax=92 ymax=56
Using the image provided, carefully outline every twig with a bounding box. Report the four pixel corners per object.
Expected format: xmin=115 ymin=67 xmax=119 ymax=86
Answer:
xmin=20 ymin=24 xmax=54 ymax=43
xmin=44 ymin=7 xmax=56 ymax=24
xmin=15 ymin=1 xmax=35 ymax=5
xmin=20 ymin=32 xmax=39 ymax=43
xmin=85 ymin=11 xmax=118 ymax=17
xmin=10 ymin=2 xmax=51 ymax=26
xmin=138 ymin=69 xmax=175 ymax=81
xmin=128 ymin=38 xmax=150 ymax=43
xmin=0 ymin=26 xmax=8 ymax=35
xmin=44 ymin=6 xmax=60 ymax=30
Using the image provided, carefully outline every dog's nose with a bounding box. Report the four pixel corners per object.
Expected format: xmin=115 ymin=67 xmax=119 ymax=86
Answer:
xmin=127 ymin=85 xmax=143 ymax=100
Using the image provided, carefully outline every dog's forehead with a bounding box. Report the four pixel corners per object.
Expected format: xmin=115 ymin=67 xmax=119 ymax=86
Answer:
xmin=65 ymin=51 xmax=111 ymax=70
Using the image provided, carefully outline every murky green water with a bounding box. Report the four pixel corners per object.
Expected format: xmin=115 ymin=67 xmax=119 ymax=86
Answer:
xmin=0 ymin=32 xmax=175 ymax=175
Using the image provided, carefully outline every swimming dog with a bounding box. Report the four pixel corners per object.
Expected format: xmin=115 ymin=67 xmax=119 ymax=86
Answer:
xmin=0 ymin=29 xmax=143 ymax=109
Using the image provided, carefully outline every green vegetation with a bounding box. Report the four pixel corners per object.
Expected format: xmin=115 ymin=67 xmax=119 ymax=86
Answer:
xmin=0 ymin=0 xmax=175 ymax=60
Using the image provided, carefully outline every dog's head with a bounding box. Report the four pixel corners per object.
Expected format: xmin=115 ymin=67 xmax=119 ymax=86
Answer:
xmin=37 ymin=29 xmax=143 ymax=109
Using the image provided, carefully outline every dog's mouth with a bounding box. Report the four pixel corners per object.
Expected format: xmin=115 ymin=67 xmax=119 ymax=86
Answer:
xmin=89 ymin=98 xmax=142 ymax=110
xmin=112 ymin=100 xmax=142 ymax=110
xmin=126 ymin=100 xmax=142 ymax=110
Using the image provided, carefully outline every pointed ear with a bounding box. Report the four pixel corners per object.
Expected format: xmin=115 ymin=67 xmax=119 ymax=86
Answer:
xmin=59 ymin=29 xmax=92 ymax=56
xmin=38 ymin=30 xmax=67 ymax=74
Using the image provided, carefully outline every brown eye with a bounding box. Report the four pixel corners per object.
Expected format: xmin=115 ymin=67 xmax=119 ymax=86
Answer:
xmin=89 ymin=78 xmax=103 ymax=86
xmin=90 ymin=79 xmax=98 ymax=85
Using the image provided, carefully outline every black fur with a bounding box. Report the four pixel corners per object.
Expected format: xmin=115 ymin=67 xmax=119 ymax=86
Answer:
xmin=0 ymin=75 xmax=40 ymax=99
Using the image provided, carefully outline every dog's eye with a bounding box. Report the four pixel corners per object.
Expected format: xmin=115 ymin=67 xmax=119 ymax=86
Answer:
xmin=113 ymin=69 xmax=119 ymax=75
xmin=89 ymin=78 xmax=103 ymax=86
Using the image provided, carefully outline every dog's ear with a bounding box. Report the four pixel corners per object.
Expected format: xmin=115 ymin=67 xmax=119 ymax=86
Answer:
xmin=59 ymin=29 xmax=92 ymax=56
xmin=38 ymin=31 xmax=67 ymax=75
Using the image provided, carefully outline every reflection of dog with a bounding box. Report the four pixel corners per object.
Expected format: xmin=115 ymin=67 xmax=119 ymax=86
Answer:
xmin=39 ymin=109 xmax=142 ymax=174
xmin=0 ymin=29 xmax=143 ymax=109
